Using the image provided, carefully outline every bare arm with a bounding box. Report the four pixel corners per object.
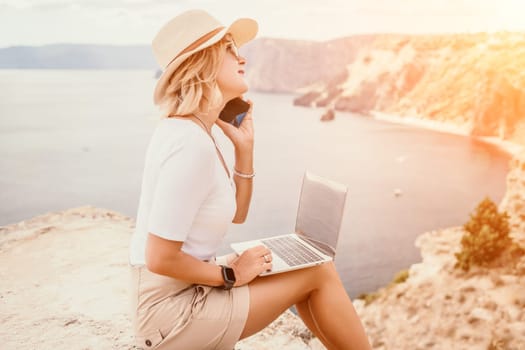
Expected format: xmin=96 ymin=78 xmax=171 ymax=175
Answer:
xmin=216 ymin=100 xmax=255 ymax=224
xmin=145 ymin=233 xmax=272 ymax=287
xmin=146 ymin=233 xmax=224 ymax=286
xmin=231 ymin=147 xmax=253 ymax=223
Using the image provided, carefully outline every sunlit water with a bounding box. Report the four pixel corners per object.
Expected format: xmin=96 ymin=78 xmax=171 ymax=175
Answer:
xmin=0 ymin=69 xmax=511 ymax=296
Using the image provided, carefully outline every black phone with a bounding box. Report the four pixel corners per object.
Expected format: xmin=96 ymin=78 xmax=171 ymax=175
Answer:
xmin=219 ymin=97 xmax=250 ymax=127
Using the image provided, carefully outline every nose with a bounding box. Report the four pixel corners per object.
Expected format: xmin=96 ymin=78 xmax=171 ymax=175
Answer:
xmin=238 ymin=55 xmax=246 ymax=65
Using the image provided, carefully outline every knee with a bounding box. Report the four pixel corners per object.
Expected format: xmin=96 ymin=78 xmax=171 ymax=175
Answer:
xmin=310 ymin=261 xmax=339 ymax=284
xmin=320 ymin=261 xmax=338 ymax=276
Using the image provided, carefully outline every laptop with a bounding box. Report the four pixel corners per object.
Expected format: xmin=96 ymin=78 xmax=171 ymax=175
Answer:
xmin=230 ymin=171 xmax=348 ymax=276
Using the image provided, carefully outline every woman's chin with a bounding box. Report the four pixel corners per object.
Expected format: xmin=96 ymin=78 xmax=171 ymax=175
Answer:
xmin=238 ymin=83 xmax=249 ymax=95
xmin=223 ymin=86 xmax=248 ymax=100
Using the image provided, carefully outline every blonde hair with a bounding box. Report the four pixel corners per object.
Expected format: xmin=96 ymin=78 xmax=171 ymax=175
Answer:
xmin=157 ymin=36 xmax=231 ymax=118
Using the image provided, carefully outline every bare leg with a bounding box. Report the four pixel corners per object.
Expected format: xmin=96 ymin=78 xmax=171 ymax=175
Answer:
xmin=239 ymin=262 xmax=371 ymax=350
xmin=295 ymin=299 xmax=334 ymax=348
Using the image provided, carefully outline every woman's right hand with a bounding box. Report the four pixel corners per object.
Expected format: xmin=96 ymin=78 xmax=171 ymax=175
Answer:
xmin=229 ymin=245 xmax=272 ymax=286
xmin=215 ymin=99 xmax=254 ymax=154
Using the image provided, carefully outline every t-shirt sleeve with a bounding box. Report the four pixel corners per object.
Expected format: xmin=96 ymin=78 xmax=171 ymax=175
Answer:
xmin=147 ymin=136 xmax=214 ymax=241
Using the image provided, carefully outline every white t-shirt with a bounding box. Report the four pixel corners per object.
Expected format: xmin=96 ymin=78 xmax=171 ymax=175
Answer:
xmin=129 ymin=117 xmax=236 ymax=266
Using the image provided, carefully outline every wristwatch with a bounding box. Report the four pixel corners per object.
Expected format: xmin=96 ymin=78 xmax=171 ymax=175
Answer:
xmin=220 ymin=265 xmax=236 ymax=290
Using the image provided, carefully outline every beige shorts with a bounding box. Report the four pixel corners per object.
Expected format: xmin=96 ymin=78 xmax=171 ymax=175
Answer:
xmin=130 ymin=264 xmax=250 ymax=350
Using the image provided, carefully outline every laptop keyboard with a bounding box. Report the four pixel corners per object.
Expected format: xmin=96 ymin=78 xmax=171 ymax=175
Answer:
xmin=261 ymin=236 xmax=324 ymax=267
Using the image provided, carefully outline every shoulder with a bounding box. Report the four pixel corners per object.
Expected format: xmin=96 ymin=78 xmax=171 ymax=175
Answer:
xmin=153 ymin=118 xmax=214 ymax=165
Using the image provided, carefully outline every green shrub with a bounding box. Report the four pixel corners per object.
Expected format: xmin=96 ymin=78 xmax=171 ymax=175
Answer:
xmin=392 ymin=269 xmax=409 ymax=284
xmin=357 ymin=292 xmax=380 ymax=306
xmin=455 ymin=197 xmax=512 ymax=271
xmin=356 ymin=269 xmax=409 ymax=306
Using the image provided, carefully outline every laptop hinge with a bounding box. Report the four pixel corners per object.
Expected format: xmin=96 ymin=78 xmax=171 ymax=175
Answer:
xmin=296 ymin=234 xmax=336 ymax=258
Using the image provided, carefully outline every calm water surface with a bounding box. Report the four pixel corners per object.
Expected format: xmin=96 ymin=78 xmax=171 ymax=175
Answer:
xmin=0 ymin=69 xmax=511 ymax=296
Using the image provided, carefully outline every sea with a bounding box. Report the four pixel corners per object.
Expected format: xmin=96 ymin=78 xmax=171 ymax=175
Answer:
xmin=0 ymin=69 xmax=511 ymax=297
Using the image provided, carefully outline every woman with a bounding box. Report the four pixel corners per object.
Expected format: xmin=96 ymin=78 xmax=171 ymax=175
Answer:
xmin=129 ymin=9 xmax=372 ymax=350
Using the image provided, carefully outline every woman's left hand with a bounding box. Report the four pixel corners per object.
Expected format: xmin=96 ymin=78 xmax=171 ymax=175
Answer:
xmin=215 ymin=99 xmax=254 ymax=153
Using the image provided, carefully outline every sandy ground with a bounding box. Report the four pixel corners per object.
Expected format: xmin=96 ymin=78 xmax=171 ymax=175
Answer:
xmin=0 ymin=207 xmax=136 ymax=349
xmin=0 ymin=206 xmax=323 ymax=350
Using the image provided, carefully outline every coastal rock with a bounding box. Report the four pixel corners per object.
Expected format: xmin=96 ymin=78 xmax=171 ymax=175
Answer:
xmin=320 ymin=108 xmax=335 ymax=121
xmin=287 ymin=33 xmax=525 ymax=146
xmin=236 ymin=311 xmax=324 ymax=349
xmin=244 ymin=36 xmax=375 ymax=93
xmin=500 ymin=151 xmax=525 ymax=245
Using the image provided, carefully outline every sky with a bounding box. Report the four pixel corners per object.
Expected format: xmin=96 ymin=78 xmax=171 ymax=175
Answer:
xmin=1 ymin=0 xmax=525 ymax=47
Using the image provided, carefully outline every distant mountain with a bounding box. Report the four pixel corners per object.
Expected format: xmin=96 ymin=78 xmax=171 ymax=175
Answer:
xmin=0 ymin=44 xmax=157 ymax=69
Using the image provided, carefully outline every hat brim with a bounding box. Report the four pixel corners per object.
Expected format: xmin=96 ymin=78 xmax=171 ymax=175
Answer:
xmin=153 ymin=18 xmax=258 ymax=105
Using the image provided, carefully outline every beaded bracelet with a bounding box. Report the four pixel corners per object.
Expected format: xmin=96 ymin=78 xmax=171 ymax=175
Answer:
xmin=233 ymin=168 xmax=255 ymax=179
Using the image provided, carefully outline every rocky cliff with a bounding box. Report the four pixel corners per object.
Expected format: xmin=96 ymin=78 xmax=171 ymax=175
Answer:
xmin=246 ymin=33 xmax=525 ymax=146
xmin=243 ymin=36 xmax=375 ymax=93
xmin=501 ymin=153 xmax=525 ymax=241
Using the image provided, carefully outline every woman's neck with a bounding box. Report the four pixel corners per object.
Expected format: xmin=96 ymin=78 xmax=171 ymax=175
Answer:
xmin=169 ymin=96 xmax=230 ymax=132
xmin=192 ymin=107 xmax=221 ymax=131
xmin=191 ymin=113 xmax=214 ymax=135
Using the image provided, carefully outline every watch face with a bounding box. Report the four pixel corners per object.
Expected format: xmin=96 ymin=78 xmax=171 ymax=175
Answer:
xmin=225 ymin=267 xmax=236 ymax=282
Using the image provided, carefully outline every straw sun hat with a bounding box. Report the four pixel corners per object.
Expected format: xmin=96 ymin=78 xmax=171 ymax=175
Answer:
xmin=151 ymin=9 xmax=258 ymax=104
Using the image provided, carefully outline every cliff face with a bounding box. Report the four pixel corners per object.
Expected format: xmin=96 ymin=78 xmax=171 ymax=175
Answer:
xmin=246 ymin=33 xmax=525 ymax=146
xmin=500 ymin=152 xmax=525 ymax=244
xmin=243 ymin=36 xmax=376 ymax=93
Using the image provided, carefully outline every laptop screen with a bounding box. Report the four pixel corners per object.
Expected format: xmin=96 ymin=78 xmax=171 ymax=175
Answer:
xmin=294 ymin=172 xmax=348 ymax=258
